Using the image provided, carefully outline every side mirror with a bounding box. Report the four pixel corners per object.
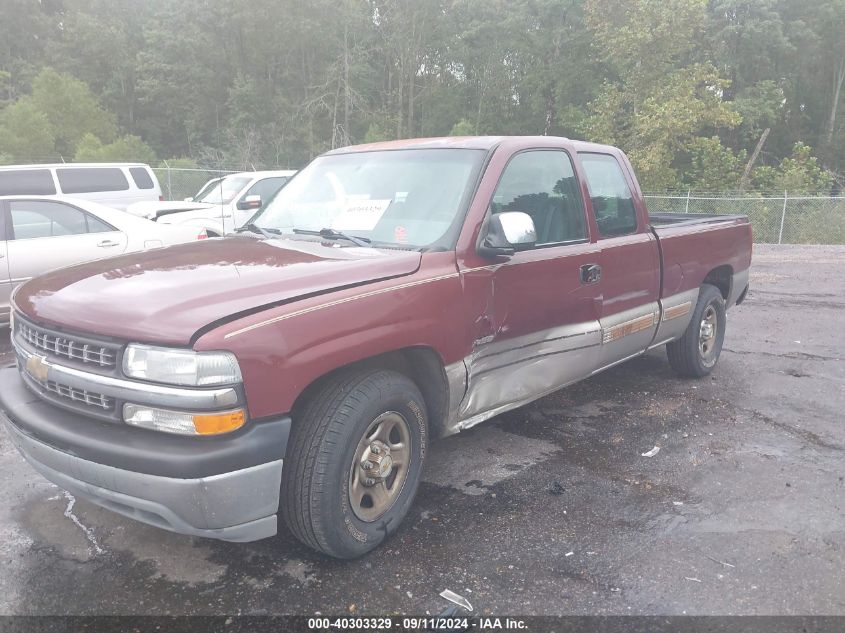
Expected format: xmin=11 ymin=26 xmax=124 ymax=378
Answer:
xmin=478 ymin=211 xmax=536 ymax=258
xmin=237 ymin=194 xmax=262 ymax=211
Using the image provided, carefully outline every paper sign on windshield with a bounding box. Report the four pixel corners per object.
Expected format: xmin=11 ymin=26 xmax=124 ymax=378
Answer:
xmin=331 ymin=199 xmax=392 ymax=231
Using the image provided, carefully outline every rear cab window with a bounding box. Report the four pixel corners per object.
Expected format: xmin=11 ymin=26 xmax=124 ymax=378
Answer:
xmin=578 ymin=153 xmax=638 ymax=237
xmin=57 ymin=167 xmax=130 ymax=194
xmin=0 ymin=169 xmax=57 ymax=195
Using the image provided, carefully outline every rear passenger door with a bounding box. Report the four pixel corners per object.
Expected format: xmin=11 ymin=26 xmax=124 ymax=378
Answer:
xmin=5 ymin=200 xmax=128 ymax=284
xmin=578 ymin=152 xmax=660 ymax=371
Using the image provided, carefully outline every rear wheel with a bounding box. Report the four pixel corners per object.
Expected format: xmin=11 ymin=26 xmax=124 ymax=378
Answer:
xmin=281 ymin=369 xmax=427 ymax=558
xmin=666 ymin=283 xmax=726 ymax=378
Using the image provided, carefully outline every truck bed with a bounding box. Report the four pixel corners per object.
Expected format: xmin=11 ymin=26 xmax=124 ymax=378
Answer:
xmin=649 ymin=212 xmax=752 ymax=301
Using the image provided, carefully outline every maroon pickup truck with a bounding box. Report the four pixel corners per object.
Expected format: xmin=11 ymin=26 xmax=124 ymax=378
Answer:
xmin=1 ymin=136 xmax=751 ymax=558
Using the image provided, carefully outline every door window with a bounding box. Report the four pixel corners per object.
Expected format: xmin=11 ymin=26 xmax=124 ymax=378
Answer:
xmin=57 ymin=167 xmax=129 ymax=193
xmin=244 ymin=177 xmax=288 ymax=207
xmin=491 ymin=150 xmax=587 ymax=245
xmin=8 ymin=200 xmax=107 ymax=239
xmin=579 ymin=153 xmax=638 ymax=237
xmin=86 ymin=214 xmax=116 ymax=233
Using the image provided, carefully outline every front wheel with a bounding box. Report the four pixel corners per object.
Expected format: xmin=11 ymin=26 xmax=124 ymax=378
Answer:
xmin=281 ymin=369 xmax=428 ymax=558
xmin=666 ymin=283 xmax=727 ymax=378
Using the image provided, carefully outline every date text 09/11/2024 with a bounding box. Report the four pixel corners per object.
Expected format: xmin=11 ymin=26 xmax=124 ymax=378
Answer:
xmin=306 ymin=617 xmax=528 ymax=630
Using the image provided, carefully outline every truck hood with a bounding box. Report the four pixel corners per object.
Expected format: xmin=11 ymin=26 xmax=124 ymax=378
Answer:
xmin=14 ymin=237 xmax=422 ymax=345
xmin=126 ymin=200 xmax=217 ymax=219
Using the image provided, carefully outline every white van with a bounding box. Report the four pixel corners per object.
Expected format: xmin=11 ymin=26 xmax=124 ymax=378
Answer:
xmin=0 ymin=163 xmax=162 ymax=211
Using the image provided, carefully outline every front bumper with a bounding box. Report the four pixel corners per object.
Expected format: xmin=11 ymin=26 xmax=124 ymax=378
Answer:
xmin=0 ymin=367 xmax=290 ymax=542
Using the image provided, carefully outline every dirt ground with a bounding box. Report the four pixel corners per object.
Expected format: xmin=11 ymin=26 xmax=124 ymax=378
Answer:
xmin=0 ymin=244 xmax=843 ymax=615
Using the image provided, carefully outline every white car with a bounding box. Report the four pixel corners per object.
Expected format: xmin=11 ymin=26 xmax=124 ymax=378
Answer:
xmin=0 ymin=196 xmax=206 ymax=327
xmin=127 ymin=170 xmax=296 ymax=236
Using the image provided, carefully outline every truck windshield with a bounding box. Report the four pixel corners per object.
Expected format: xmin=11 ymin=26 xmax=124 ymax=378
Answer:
xmin=199 ymin=175 xmax=251 ymax=204
xmin=193 ymin=177 xmax=223 ymax=201
xmin=252 ymin=148 xmax=485 ymax=249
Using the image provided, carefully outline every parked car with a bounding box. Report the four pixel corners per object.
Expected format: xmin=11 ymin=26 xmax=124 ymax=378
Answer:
xmin=127 ymin=170 xmax=296 ymax=236
xmin=0 ymin=195 xmax=206 ymax=327
xmin=0 ymin=163 xmax=162 ymax=210
xmin=0 ymin=137 xmax=751 ymax=559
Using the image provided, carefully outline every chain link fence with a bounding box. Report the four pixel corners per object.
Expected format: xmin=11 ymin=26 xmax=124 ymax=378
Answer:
xmin=643 ymin=193 xmax=845 ymax=245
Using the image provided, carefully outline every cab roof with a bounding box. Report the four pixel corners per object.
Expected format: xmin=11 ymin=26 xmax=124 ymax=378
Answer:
xmin=325 ymin=135 xmax=621 ymax=156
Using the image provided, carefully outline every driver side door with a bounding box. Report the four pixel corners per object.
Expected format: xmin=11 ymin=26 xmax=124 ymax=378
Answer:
xmin=457 ymin=149 xmax=603 ymax=424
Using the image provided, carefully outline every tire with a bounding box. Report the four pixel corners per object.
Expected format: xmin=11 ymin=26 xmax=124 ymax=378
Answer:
xmin=280 ymin=369 xmax=428 ymax=558
xmin=666 ymin=283 xmax=726 ymax=378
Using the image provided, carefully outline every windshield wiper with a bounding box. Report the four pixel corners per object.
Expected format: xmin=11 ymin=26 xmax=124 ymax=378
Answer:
xmin=293 ymin=227 xmax=371 ymax=247
xmin=235 ymin=223 xmax=280 ymax=239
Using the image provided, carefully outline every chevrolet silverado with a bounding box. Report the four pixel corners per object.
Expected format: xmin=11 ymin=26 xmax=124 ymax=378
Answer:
xmin=0 ymin=136 xmax=752 ymax=558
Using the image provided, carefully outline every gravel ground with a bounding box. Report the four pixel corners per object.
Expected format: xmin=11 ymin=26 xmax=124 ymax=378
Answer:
xmin=0 ymin=244 xmax=843 ymax=616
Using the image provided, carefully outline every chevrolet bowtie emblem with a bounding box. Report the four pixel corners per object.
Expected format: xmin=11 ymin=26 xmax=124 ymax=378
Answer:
xmin=25 ymin=355 xmax=50 ymax=382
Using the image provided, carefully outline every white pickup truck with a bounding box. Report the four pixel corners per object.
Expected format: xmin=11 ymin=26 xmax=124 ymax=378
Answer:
xmin=127 ymin=170 xmax=296 ymax=236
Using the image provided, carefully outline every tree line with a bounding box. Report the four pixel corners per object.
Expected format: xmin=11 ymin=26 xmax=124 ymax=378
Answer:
xmin=1 ymin=0 xmax=843 ymax=193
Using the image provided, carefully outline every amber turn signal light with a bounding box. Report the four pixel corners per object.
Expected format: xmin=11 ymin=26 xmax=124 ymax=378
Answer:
xmin=193 ymin=410 xmax=246 ymax=435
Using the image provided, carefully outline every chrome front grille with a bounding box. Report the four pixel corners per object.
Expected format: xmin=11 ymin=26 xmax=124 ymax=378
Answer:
xmin=18 ymin=320 xmax=118 ymax=368
xmin=43 ymin=380 xmax=115 ymax=411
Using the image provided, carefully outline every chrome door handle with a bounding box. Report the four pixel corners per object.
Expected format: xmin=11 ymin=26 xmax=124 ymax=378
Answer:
xmin=97 ymin=240 xmax=120 ymax=248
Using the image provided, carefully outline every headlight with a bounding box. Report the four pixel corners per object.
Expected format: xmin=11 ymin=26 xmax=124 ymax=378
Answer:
xmin=123 ymin=344 xmax=242 ymax=386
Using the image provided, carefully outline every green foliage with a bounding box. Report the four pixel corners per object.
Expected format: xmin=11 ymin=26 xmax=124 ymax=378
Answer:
xmin=0 ymin=0 xmax=840 ymax=191
xmin=0 ymin=98 xmax=56 ymax=161
xmin=732 ymin=81 xmax=783 ymax=146
xmin=363 ymin=122 xmax=391 ymax=144
xmin=581 ymin=0 xmax=742 ymax=190
xmin=74 ymin=133 xmax=156 ymax=164
xmin=752 ymin=143 xmax=834 ymax=193
xmin=28 ymin=68 xmax=118 ymax=155
xmin=449 ymin=119 xmax=475 ymax=137
xmin=0 ymin=68 xmax=120 ymax=163
xmin=685 ymin=137 xmax=747 ymax=191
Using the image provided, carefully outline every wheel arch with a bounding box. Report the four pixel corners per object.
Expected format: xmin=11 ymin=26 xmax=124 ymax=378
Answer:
xmin=290 ymin=345 xmax=451 ymax=438
xmin=701 ymin=264 xmax=733 ymax=301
